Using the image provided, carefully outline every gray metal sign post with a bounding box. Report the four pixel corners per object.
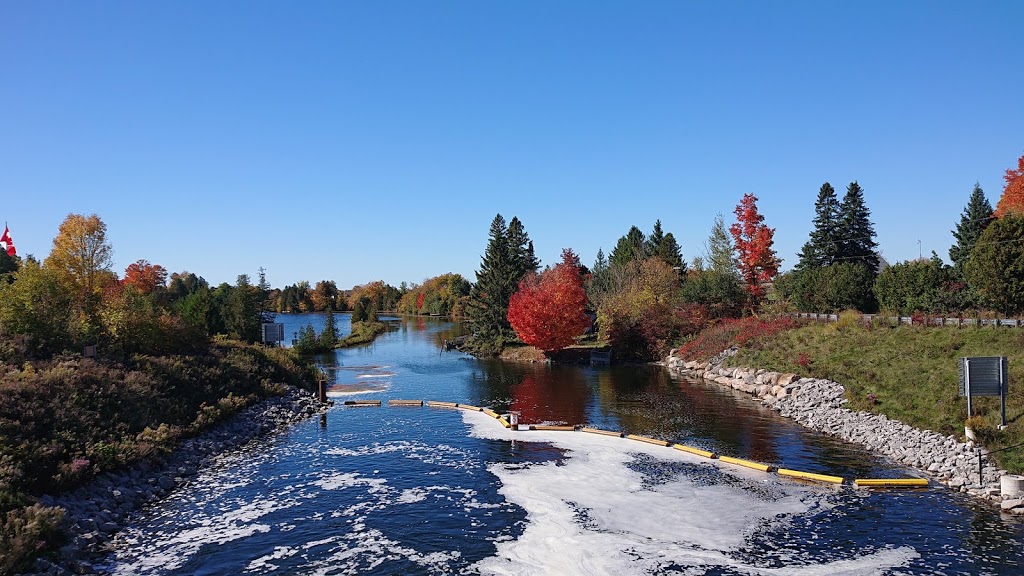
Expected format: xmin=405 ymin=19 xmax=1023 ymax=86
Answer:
xmin=959 ymin=356 xmax=1008 ymax=427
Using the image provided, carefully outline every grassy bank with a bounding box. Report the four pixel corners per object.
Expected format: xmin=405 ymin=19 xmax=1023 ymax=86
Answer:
xmin=337 ymin=321 xmax=391 ymax=348
xmin=679 ymin=318 xmax=1024 ymax=473
xmin=0 ymin=340 xmax=318 ymax=574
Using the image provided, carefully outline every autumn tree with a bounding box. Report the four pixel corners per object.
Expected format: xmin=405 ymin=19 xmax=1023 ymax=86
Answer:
xmin=598 ymin=258 xmax=684 ymax=362
xmin=123 ymin=259 xmax=168 ymax=294
xmin=994 ymin=153 xmax=1024 ymax=218
xmin=0 ymin=261 xmax=74 ymax=354
xmin=729 ymin=194 xmax=780 ymax=304
xmin=44 ymin=213 xmax=114 ymax=297
xmin=949 ymin=183 xmax=994 ymax=272
xmin=507 ymin=249 xmax=590 ymax=353
xmin=311 ymin=280 xmax=339 ymax=311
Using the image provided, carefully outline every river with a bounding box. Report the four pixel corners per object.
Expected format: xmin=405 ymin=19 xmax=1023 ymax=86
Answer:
xmin=99 ymin=314 xmax=1024 ymax=575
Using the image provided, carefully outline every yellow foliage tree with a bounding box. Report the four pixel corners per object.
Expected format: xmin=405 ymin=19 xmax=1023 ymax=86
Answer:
xmin=44 ymin=213 xmax=115 ymax=296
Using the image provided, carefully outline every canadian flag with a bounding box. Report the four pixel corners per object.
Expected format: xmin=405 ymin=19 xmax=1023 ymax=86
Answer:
xmin=0 ymin=225 xmax=15 ymax=257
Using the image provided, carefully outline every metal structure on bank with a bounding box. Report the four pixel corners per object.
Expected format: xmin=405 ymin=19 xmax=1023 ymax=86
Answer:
xmin=959 ymin=356 xmax=1009 ymax=427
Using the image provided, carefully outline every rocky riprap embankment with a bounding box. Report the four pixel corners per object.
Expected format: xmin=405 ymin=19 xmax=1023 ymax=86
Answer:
xmin=665 ymin=348 xmax=1024 ymax=514
xmin=26 ymin=387 xmax=329 ymax=576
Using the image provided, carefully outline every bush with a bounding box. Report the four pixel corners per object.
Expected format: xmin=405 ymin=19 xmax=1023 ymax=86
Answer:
xmin=675 ymin=316 xmax=801 ymax=362
xmin=782 ymin=262 xmax=877 ymax=313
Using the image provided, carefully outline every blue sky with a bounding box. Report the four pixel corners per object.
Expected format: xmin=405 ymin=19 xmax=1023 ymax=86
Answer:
xmin=2 ymin=1 xmax=1022 ymax=289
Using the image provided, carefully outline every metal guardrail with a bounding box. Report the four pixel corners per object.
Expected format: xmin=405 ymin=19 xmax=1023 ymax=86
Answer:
xmin=791 ymin=312 xmax=1024 ymax=328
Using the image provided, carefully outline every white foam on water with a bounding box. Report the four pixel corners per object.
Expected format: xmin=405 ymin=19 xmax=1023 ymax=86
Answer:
xmin=312 ymin=471 xmax=388 ymax=492
xmin=462 ymin=410 xmax=919 ymax=576
xmin=245 ymin=545 xmax=298 ymax=572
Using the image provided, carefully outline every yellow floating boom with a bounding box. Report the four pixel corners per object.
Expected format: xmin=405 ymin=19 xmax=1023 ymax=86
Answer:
xmin=777 ymin=468 xmax=844 ymax=485
xmin=625 ymin=434 xmax=671 ymax=447
xmin=456 ymin=404 xmax=482 ymax=411
xmin=854 ymin=478 xmax=929 ymax=488
xmin=580 ymin=427 xmax=624 ymax=437
xmin=528 ymin=425 xmax=576 ymax=431
xmin=717 ymin=455 xmax=773 ymax=473
xmin=387 ymin=399 xmax=423 ymax=407
xmin=672 ymin=444 xmax=717 ymax=459
xmin=426 ymin=400 xmax=458 ymax=408
xmin=481 ymin=408 xmax=500 ymax=418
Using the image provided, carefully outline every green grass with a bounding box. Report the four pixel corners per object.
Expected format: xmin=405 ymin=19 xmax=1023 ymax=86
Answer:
xmin=723 ymin=322 xmax=1024 ymax=473
xmin=337 ymin=321 xmax=390 ymax=347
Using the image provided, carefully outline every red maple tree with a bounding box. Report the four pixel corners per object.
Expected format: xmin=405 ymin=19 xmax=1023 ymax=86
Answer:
xmin=729 ymin=193 xmax=780 ymax=303
xmin=507 ymin=249 xmax=590 ymax=353
xmin=123 ymin=259 xmax=168 ymax=294
xmin=995 ymin=153 xmax=1024 ymax=218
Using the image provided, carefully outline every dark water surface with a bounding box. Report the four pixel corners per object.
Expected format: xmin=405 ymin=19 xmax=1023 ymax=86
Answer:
xmin=102 ymin=314 xmax=1024 ymax=575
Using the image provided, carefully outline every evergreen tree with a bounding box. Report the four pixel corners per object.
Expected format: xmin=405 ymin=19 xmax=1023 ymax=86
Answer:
xmin=609 ymin=226 xmax=647 ymax=268
xmin=837 ymin=181 xmax=879 ymax=271
xmin=319 ymin=309 xmax=338 ymax=348
xmin=465 ymin=214 xmax=515 ymax=350
xmin=796 ymin=182 xmax=841 ymax=270
xmin=506 ymin=216 xmax=539 ymax=280
xmin=963 ymin=215 xmax=1024 ymax=315
xmin=646 ymin=220 xmax=665 ymax=255
xmin=656 ymin=232 xmax=685 ymax=272
xmin=226 ymin=274 xmax=262 ymax=342
xmin=705 ymin=214 xmax=737 ymax=276
xmin=587 ymin=248 xmax=612 ymax=302
xmin=949 ymin=182 xmax=994 ymax=271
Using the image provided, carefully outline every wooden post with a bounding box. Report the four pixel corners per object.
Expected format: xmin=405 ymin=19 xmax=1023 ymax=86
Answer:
xmin=318 ymin=379 xmax=327 ymax=403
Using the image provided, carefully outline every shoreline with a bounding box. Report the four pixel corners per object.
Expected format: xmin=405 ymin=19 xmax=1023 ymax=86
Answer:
xmin=663 ymin=348 xmax=1024 ymax=514
xmin=26 ymin=387 xmax=330 ymax=576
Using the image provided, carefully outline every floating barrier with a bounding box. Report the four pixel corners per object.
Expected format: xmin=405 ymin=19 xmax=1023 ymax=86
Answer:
xmin=717 ymin=456 xmax=773 ymax=473
xmin=854 ymin=478 xmax=929 ymax=488
xmin=672 ymin=444 xmax=717 ymax=459
xmin=625 ymin=434 xmax=671 ymax=447
xmin=777 ymin=468 xmax=844 ymax=485
xmin=580 ymin=427 xmax=624 ymax=437
xmin=343 ymin=400 xmax=382 ymax=407
xmin=387 ymin=399 xmax=423 ymax=407
xmin=400 ymin=398 xmax=938 ymax=490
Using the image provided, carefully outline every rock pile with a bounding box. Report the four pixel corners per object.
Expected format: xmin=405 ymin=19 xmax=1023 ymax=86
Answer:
xmin=26 ymin=387 xmax=329 ymax=576
xmin=664 ymin=349 xmax=1023 ymax=513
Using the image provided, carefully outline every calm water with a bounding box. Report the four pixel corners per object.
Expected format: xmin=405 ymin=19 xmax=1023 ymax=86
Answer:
xmin=101 ymin=314 xmax=1024 ymax=575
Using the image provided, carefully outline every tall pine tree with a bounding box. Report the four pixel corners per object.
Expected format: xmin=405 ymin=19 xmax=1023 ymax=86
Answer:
xmin=837 ymin=181 xmax=879 ymax=271
xmin=796 ymin=182 xmax=841 ymax=270
xmin=465 ymin=214 xmax=538 ymax=352
xmin=949 ymin=182 xmax=993 ymax=271
xmin=646 ymin=220 xmax=684 ymax=271
xmin=506 ymin=216 xmax=539 ymax=280
xmin=609 ymin=226 xmax=647 ymax=268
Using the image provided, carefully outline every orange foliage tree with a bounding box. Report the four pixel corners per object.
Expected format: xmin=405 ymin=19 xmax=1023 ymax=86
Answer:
xmin=729 ymin=193 xmax=780 ymax=303
xmin=123 ymin=259 xmax=168 ymax=294
xmin=995 ymin=153 xmax=1024 ymax=218
xmin=507 ymin=249 xmax=590 ymax=353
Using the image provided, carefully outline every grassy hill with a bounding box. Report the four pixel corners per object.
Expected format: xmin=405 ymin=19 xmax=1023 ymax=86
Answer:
xmin=682 ymin=317 xmax=1024 ymax=473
